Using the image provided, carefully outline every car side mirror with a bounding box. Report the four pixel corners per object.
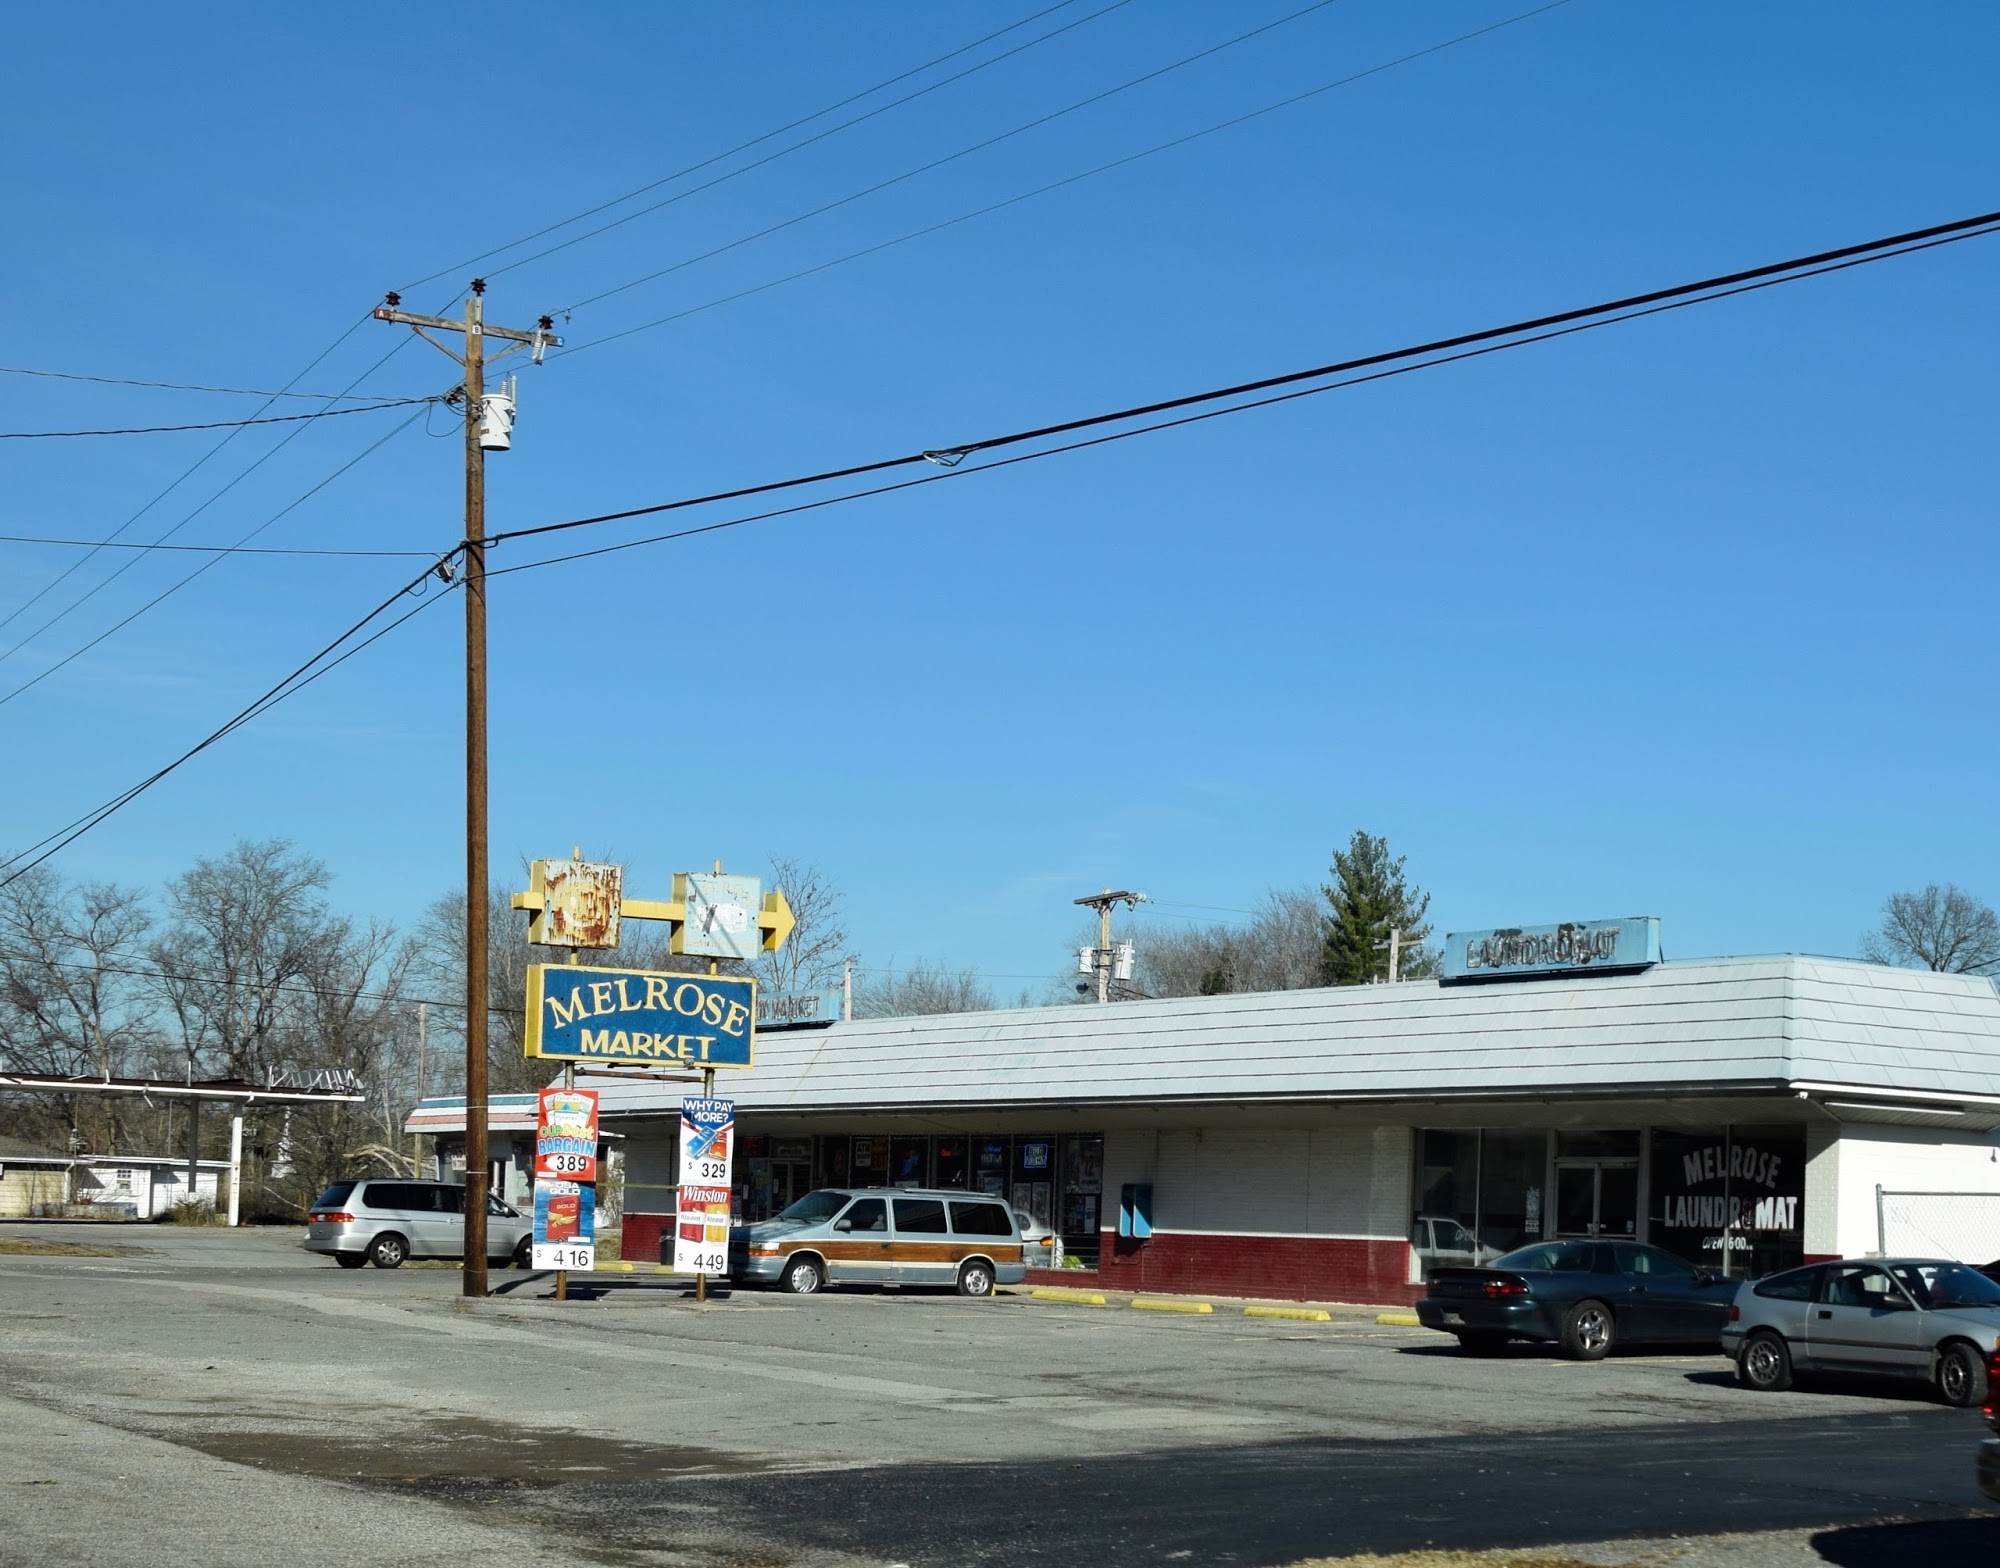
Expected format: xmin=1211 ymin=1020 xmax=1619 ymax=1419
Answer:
xmin=833 ymin=1218 xmax=853 ymax=1233
xmin=1693 ymin=1270 xmax=1717 ymax=1287
xmin=1881 ymin=1294 xmax=1916 ymax=1312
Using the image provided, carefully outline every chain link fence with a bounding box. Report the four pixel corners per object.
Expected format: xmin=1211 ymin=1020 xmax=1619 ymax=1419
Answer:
xmin=1875 ymin=1187 xmax=2000 ymax=1263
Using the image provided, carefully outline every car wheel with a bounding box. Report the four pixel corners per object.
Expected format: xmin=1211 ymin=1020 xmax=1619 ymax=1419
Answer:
xmin=1560 ymin=1299 xmax=1614 ymax=1361
xmin=957 ymin=1259 xmax=996 ymax=1298
xmin=512 ymin=1238 xmax=532 ymax=1270
xmin=779 ymin=1256 xmax=824 ymax=1295
xmin=332 ymin=1253 xmax=366 ymax=1270
xmin=1456 ymin=1330 xmax=1508 ymax=1356
xmin=367 ymin=1233 xmax=408 ymax=1270
xmin=1938 ymin=1341 xmax=1989 ymax=1408
xmin=1737 ymin=1330 xmax=1793 ymax=1392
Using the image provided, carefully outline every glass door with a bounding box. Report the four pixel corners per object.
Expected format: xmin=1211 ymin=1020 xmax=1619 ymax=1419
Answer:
xmin=1555 ymin=1161 xmax=1639 ymax=1238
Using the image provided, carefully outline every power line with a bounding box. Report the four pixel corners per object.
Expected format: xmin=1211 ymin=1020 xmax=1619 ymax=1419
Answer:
xmin=0 ymin=337 xmax=422 ymax=682
xmin=0 ymin=947 xmax=502 ymax=1020
xmin=0 ymin=365 xmax=422 ymax=401
xmin=0 ymin=405 xmax=433 ymax=711
xmin=483 ymin=1 xmax=1136 ymax=291
xmin=487 ymin=222 xmax=2000 ymax=588
xmin=492 ymin=210 xmax=2000 ymax=562
xmin=0 ymin=395 xmax=438 ymax=440
xmin=0 ymin=556 xmax=456 ymax=889
xmin=0 ymin=534 xmax=432 ymax=559
xmin=398 ymin=0 xmax=1100 ymax=292
xmin=8 ymin=211 xmax=1993 ymax=883
xmin=551 ymin=0 xmax=1347 ymax=317
xmin=557 ymin=0 xmax=1574 ymax=360
xmin=0 ymin=315 xmax=375 ymax=639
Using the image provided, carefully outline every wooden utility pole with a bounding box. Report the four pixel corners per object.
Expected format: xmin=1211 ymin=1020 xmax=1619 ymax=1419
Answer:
xmin=1073 ymin=889 xmax=1145 ymax=1003
xmin=373 ymin=283 xmax=556 ymax=1298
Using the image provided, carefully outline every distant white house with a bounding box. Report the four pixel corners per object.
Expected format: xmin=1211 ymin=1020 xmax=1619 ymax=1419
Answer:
xmin=0 ymin=1143 xmax=227 ymax=1220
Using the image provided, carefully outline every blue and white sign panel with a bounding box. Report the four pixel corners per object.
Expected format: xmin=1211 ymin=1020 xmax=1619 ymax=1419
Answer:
xmin=1442 ymin=916 xmax=1661 ymax=983
xmin=524 ymin=965 xmax=755 ymax=1068
xmin=756 ymin=987 xmax=843 ymax=1030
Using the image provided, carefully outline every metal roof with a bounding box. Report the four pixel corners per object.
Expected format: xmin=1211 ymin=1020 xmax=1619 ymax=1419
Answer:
xmin=579 ymin=955 xmax=2000 ymax=1122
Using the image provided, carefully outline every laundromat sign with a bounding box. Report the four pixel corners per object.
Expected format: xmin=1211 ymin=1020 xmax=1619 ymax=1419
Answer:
xmin=1441 ymin=916 xmax=1661 ymax=983
xmin=524 ymin=964 xmax=755 ymax=1068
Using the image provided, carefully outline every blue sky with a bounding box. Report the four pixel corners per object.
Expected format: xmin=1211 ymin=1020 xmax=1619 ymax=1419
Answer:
xmin=1 ymin=1 xmax=1995 ymax=996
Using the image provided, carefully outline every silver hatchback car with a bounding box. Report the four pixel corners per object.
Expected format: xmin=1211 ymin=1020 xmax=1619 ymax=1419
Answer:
xmin=304 ymin=1178 xmax=532 ymax=1270
xmin=1724 ymin=1256 xmax=2000 ymax=1407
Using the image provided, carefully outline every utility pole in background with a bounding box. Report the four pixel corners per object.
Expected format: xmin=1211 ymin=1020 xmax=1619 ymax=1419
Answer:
xmin=1074 ymin=888 xmax=1145 ymax=1003
xmin=374 ymin=282 xmax=556 ymax=1298
xmin=1375 ymin=926 xmax=1414 ymax=983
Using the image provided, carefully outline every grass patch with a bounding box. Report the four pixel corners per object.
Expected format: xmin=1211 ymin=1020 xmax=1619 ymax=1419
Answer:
xmin=0 ymin=1237 xmax=139 ymax=1258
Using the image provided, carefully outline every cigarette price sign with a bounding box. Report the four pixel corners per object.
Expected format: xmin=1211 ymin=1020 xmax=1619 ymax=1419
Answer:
xmin=534 ymin=1087 xmax=599 ymax=1182
xmin=532 ymin=1179 xmax=596 ymax=1271
xmin=675 ymin=1098 xmax=734 ymax=1275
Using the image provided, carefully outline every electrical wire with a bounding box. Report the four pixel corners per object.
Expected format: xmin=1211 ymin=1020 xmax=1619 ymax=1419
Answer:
xmin=0 ymin=396 xmax=438 ymax=440
xmin=495 ymin=209 xmax=2000 ymax=560
xmin=550 ymin=0 xmax=1348 ymax=317
xmin=0 ymin=947 xmax=487 ymax=1019
xmin=0 ymin=535 xmax=433 ymax=559
xmin=557 ymin=0 xmax=1573 ymax=360
xmin=0 ymin=365 xmax=422 ymax=401
xmin=0 ymin=314 xmax=376 ymax=640
xmin=7 ymin=211 xmax=1994 ymax=884
xmin=0 ymin=406 xmax=434 ymax=712
xmin=0 ymin=336 xmax=422 ymax=679
xmin=0 ymin=555 xmax=457 ymax=889
xmin=399 ymin=0 xmax=1099 ymax=292
xmin=482 ymin=1 xmax=1138 ymax=291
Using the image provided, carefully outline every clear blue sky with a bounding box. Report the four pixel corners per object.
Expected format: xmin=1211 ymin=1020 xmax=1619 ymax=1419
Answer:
xmin=2 ymin=1 xmax=1995 ymax=996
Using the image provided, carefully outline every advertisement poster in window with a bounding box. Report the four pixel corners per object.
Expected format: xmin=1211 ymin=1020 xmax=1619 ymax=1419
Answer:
xmin=533 ymin=1087 xmax=599 ymax=1182
xmin=532 ymin=1179 xmax=595 ymax=1270
xmin=1649 ymin=1126 xmax=1804 ymax=1276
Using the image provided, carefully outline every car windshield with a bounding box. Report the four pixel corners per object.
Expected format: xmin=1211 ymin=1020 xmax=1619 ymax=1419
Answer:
xmin=1891 ymin=1261 xmax=2000 ymax=1310
xmin=775 ymin=1190 xmax=849 ymax=1224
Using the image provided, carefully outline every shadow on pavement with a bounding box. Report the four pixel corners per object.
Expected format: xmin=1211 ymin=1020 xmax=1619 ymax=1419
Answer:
xmin=1810 ymin=1515 xmax=2000 ymax=1566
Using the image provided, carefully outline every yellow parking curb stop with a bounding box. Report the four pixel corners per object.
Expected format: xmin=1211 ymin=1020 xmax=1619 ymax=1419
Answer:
xmin=1374 ymin=1311 xmax=1422 ymax=1326
xmin=1132 ymin=1297 xmax=1212 ymax=1314
xmin=1031 ymin=1287 xmax=1107 ymax=1306
xmin=1244 ymin=1306 xmax=1332 ymax=1322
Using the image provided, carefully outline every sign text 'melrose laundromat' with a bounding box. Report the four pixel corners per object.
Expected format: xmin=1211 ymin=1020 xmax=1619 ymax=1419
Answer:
xmin=523 ymin=965 xmax=755 ymax=1068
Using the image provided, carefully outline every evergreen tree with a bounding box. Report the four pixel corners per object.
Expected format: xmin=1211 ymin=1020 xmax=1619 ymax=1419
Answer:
xmin=1321 ymin=831 xmax=1434 ymax=985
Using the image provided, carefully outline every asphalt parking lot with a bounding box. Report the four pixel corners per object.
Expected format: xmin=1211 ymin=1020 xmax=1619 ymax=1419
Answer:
xmin=1 ymin=1222 xmax=1995 ymax=1567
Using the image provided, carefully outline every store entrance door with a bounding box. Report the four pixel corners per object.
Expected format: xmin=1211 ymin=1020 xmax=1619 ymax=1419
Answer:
xmin=1555 ymin=1161 xmax=1639 ymax=1240
xmin=768 ymin=1161 xmax=810 ymax=1215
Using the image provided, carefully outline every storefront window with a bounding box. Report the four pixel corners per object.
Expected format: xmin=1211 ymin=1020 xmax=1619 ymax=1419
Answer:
xmin=1475 ymin=1131 xmax=1546 ymax=1255
xmin=1650 ymin=1125 xmax=1804 ymax=1277
xmin=1013 ymin=1135 xmax=1055 ymax=1234
xmin=973 ymin=1136 xmax=1009 ymax=1198
xmin=934 ymin=1137 xmax=968 ymax=1189
xmin=888 ymin=1135 xmax=929 ymax=1186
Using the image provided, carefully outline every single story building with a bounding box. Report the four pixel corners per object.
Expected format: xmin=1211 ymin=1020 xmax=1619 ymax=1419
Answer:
xmin=403 ymin=1094 xmax=622 ymax=1217
xmin=0 ymin=1149 xmax=228 ymax=1220
xmin=586 ymin=939 xmax=2000 ymax=1304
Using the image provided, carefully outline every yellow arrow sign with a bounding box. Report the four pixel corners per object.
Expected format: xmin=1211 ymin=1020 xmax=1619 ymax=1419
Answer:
xmin=758 ymin=888 xmax=795 ymax=953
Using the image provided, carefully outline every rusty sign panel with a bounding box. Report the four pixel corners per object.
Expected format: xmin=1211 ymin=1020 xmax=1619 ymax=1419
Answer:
xmin=523 ymin=859 xmax=623 ymax=949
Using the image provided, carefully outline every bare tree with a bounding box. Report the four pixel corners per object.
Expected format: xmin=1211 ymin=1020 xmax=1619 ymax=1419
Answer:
xmin=0 ymin=865 xmax=159 ymax=1151
xmin=1861 ymin=883 xmax=2000 ymax=974
xmin=1125 ymin=888 xmax=1330 ymax=999
xmin=752 ymin=855 xmax=849 ymax=1000
xmin=853 ymin=959 xmax=994 ymax=1018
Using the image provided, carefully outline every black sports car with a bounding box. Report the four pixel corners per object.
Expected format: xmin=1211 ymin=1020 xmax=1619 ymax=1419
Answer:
xmin=1415 ymin=1237 xmax=1735 ymax=1358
